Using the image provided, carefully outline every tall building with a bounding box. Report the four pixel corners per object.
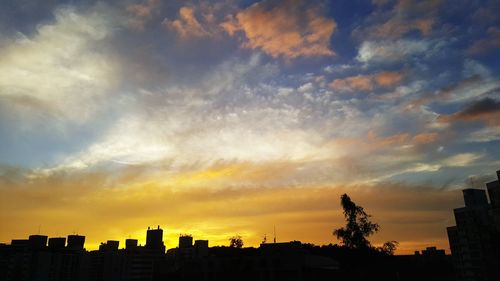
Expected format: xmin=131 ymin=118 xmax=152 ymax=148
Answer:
xmin=145 ymin=226 xmax=165 ymax=252
xmin=67 ymin=235 xmax=86 ymax=250
xmin=486 ymin=174 xmax=500 ymax=232
xmin=447 ymin=170 xmax=500 ymax=281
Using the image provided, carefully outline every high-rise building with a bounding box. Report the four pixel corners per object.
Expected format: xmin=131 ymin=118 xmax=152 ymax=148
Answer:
xmin=28 ymin=235 xmax=47 ymax=250
xmin=145 ymin=226 xmax=165 ymax=252
xmin=179 ymin=235 xmax=193 ymax=249
xmin=67 ymin=235 xmax=85 ymax=250
xmin=48 ymin=237 xmax=66 ymax=250
xmin=125 ymin=239 xmax=138 ymax=250
xmin=447 ymin=170 xmax=500 ymax=281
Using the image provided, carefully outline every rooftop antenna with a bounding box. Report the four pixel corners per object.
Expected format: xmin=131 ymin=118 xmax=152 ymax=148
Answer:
xmin=273 ymin=225 xmax=276 ymax=243
xmin=37 ymin=225 xmax=41 ymax=234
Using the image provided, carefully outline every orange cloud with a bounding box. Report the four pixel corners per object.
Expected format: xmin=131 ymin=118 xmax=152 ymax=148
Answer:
xmin=374 ymin=71 xmax=403 ymax=87
xmin=163 ymin=6 xmax=210 ymax=39
xmin=329 ymin=71 xmax=403 ymax=92
xmin=127 ymin=0 xmax=159 ymax=18
xmin=126 ymin=0 xmax=160 ymax=31
xmin=368 ymin=130 xmax=411 ymax=147
xmin=329 ymin=75 xmax=374 ymax=92
xmin=412 ymin=133 xmax=439 ymax=144
xmin=221 ymin=0 xmax=336 ymax=58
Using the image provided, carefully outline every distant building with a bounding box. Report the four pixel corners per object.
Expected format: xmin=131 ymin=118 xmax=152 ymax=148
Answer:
xmin=415 ymin=246 xmax=446 ymax=257
xmin=395 ymin=246 xmax=454 ymax=281
xmin=447 ymin=170 xmax=500 ymax=281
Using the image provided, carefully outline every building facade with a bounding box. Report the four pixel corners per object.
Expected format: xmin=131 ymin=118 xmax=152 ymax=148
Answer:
xmin=447 ymin=170 xmax=500 ymax=281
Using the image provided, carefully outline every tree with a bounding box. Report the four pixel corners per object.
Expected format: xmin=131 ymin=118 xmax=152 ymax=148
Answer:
xmin=229 ymin=235 xmax=243 ymax=248
xmin=333 ymin=193 xmax=380 ymax=249
xmin=377 ymin=240 xmax=399 ymax=255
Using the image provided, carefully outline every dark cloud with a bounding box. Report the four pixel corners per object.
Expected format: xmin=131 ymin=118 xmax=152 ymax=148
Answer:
xmin=467 ymin=27 xmax=500 ymax=56
xmin=438 ymin=98 xmax=500 ymax=126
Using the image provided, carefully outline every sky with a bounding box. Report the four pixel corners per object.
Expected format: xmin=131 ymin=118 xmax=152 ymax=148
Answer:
xmin=0 ymin=0 xmax=499 ymax=254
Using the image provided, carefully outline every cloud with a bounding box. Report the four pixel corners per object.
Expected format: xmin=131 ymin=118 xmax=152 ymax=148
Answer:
xmin=221 ymin=0 xmax=336 ymax=58
xmin=404 ymin=67 xmax=500 ymax=111
xmin=356 ymin=39 xmax=430 ymax=63
xmin=127 ymin=0 xmax=159 ymax=18
xmin=374 ymin=71 xmax=404 ymax=86
xmin=412 ymin=133 xmax=438 ymax=144
xmin=126 ymin=0 xmax=160 ymax=31
xmin=162 ymin=6 xmax=211 ymax=39
xmin=441 ymin=153 xmax=483 ymax=167
xmin=329 ymin=75 xmax=374 ymax=92
xmin=367 ymin=17 xmax=434 ymax=39
xmin=31 ymin=55 xmax=336 ymax=179
xmin=438 ymin=98 xmax=500 ymax=127
xmin=467 ymin=27 xmax=500 ymax=55
xmin=355 ymin=0 xmax=442 ymax=40
xmin=0 ymin=5 xmax=119 ymax=123
xmin=466 ymin=127 xmax=500 ymax=143
xmin=329 ymin=71 xmax=403 ymax=92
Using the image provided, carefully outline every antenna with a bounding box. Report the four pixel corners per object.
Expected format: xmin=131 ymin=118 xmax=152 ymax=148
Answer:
xmin=273 ymin=225 xmax=276 ymax=243
xmin=38 ymin=225 xmax=41 ymax=234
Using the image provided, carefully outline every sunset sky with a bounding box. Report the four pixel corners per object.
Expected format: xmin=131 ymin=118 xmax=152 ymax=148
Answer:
xmin=1 ymin=0 xmax=500 ymax=254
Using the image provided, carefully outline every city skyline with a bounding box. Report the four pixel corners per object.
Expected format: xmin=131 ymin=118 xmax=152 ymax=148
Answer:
xmin=1 ymin=0 xmax=500 ymax=255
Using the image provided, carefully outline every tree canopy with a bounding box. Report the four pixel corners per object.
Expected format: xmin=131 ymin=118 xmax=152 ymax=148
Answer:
xmin=229 ymin=235 xmax=244 ymax=248
xmin=333 ymin=193 xmax=380 ymax=249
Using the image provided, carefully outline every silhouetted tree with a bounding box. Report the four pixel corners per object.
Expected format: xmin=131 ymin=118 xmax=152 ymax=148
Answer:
xmin=229 ymin=235 xmax=243 ymax=248
xmin=377 ymin=240 xmax=399 ymax=255
xmin=333 ymin=193 xmax=379 ymax=249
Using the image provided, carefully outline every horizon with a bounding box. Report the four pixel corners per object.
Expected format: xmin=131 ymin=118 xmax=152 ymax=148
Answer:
xmin=1 ymin=0 xmax=500 ymax=256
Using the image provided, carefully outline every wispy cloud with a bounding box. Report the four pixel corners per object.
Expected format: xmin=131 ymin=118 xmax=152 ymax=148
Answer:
xmin=438 ymin=98 xmax=500 ymax=127
xmin=467 ymin=27 xmax=500 ymax=56
xmin=0 ymin=5 xmax=119 ymax=123
xmin=354 ymin=0 xmax=443 ymax=40
xmin=356 ymin=39 xmax=432 ymax=63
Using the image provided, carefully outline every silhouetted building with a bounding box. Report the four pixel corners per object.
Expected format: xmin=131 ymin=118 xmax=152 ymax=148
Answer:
xmin=125 ymin=239 xmax=137 ymax=250
xmin=179 ymin=235 xmax=193 ymax=249
xmin=28 ymin=235 xmax=48 ymax=250
xmin=67 ymin=235 xmax=85 ymax=251
xmin=48 ymin=237 xmax=66 ymax=250
xmin=447 ymin=170 xmax=500 ymax=281
xmin=395 ymin=246 xmax=453 ymax=281
xmin=145 ymin=226 xmax=165 ymax=252
xmin=194 ymin=240 xmax=209 ymax=258
xmin=417 ymin=246 xmax=446 ymax=257
xmin=0 ymin=235 xmax=90 ymax=281
xmin=486 ymin=176 xmax=500 ymax=232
